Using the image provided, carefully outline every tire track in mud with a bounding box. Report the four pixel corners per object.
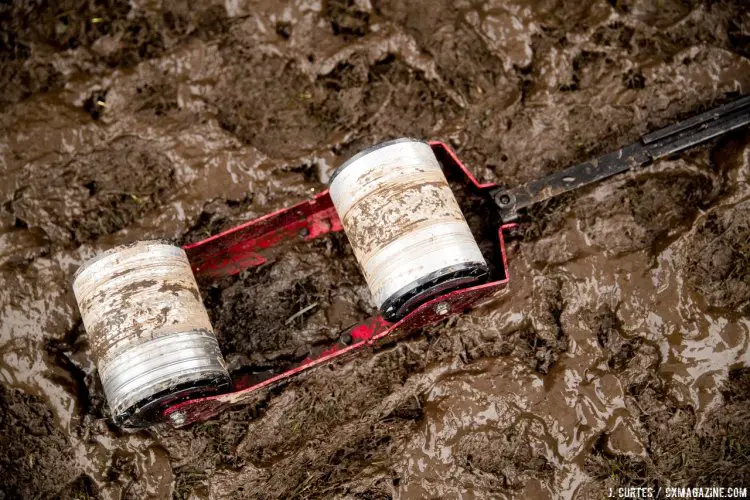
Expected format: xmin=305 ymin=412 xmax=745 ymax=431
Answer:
xmin=1 ymin=0 xmax=750 ymax=498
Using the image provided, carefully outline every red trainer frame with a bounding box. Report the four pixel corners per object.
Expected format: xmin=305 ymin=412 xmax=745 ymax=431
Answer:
xmin=164 ymin=142 xmax=514 ymax=426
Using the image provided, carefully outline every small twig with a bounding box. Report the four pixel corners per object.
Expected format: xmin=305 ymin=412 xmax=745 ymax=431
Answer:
xmin=285 ymin=302 xmax=318 ymax=325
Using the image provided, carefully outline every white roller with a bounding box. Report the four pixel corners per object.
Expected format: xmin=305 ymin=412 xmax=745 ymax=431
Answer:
xmin=329 ymin=139 xmax=488 ymax=320
xmin=72 ymin=241 xmax=229 ymax=426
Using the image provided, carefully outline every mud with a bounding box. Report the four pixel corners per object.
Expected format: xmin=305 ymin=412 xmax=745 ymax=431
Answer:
xmin=0 ymin=384 xmax=78 ymax=498
xmin=685 ymin=199 xmax=750 ymax=314
xmin=12 ymin=137 xmax=176 ymax=247
xmin=1 ymin=0 xmax=750 ymax=498
xmin=202 ymin=232 xmax=375 ymax=373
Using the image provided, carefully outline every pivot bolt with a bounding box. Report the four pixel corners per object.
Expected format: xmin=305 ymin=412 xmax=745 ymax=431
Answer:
xmin=434 ymin=302 xmax=450 ymax=316
xmin=497 ymin=193 xmax=512 ymax=206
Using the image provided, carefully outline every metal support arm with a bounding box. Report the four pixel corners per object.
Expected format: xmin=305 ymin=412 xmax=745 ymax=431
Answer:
xmin=492 ymin=95 xmax=750 ymax=221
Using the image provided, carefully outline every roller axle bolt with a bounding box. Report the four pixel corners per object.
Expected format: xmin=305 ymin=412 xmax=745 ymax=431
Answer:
xmin=169 ymin=411 xmax=186 ymax=426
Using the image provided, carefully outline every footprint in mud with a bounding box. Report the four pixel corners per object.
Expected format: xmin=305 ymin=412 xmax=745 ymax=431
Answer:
xmin=212 ymin=52 xmax=329 ymax=159
xmin=436 ymin=275 xmax=570 ymax=376
xmin=212 ymin=1 xmax=481 ymax=161
xmin=608 ymin=0 xmax=698 ymax=29
xmin=322 ymin=0 xmax=371 ymax=38
xmin=8 ymin=136 xmax=175 ymax=247
xmin=316 ymin=53 xmax=464 ymax=156
xmin=580 ymin=303 xmax=750 ymax=494
xmin=683 ymin=199 xmax=750 ymax=314
xmin=374 ymin=0 xmax=514 ymax=101
xmin=213 ymin=47 xmax=462 ymax=160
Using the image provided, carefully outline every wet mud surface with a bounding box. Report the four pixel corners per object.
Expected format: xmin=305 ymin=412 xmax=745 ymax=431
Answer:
xmin=1 ymin=0 xmax=750 ymax=498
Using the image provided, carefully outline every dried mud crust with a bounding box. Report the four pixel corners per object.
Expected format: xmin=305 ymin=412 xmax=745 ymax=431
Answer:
xmin=8 ymin=136 xmax=176 ymax=247
xmin=684 ymin=200 xmax=750 ymax=314
xmin=0 ymin=385 xmax=77 ymax=499
xmin=201 ymin=232 xmax=376 ymax=373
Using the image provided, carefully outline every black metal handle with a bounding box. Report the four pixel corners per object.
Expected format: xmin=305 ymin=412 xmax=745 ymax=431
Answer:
xmin=492 ymin=95 xmax=750 ymax=222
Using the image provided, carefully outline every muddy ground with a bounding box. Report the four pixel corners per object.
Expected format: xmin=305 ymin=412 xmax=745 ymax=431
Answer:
xmin=1 ymin=0 xmax=750 ymax=498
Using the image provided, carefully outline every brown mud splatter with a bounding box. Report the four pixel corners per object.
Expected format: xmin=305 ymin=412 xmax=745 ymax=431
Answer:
xmin=1 ymin=0 xmax=750 ymax=498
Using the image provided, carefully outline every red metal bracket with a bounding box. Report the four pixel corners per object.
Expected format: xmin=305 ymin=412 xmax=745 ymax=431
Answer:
xmin=166 ymin=142 xmax=512 ymax=425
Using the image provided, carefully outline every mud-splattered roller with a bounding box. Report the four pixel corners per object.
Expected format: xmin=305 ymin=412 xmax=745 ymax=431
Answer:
xmin=72 ymin=241 xmax=230 ymax=427
xmin=329 ymin=138 xmax=489 ymax=321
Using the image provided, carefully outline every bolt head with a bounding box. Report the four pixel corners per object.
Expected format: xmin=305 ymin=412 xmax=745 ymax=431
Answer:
xmin=169 ymin=411 xmax=186 ymax=426
xmin=434 ymin=302 xmax=450 ymax=316
xmin=498 ymin=194 xmax=511 ymax=205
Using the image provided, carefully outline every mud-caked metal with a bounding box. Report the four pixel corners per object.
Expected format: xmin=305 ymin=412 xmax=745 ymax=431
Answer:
xmin=329 ymin=139 xmax=489 ymax=321
xmin=72 ymin=241 xmax=230 ymax=427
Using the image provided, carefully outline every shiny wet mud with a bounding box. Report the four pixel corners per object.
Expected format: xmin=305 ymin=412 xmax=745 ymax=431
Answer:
xmin=1 ymin=0 xmax=750 ymax=498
